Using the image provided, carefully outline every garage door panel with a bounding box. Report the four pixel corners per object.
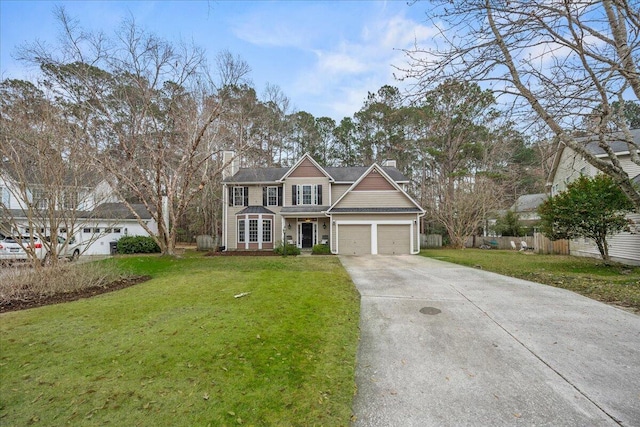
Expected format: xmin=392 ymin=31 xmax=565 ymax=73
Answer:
xmin=377 ymin=225 xmax=410 ymax=255
xmin=339 ymin=225 xmax=371 ymax=255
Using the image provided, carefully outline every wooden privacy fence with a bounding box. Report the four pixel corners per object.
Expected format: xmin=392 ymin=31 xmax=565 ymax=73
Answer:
xmin=464 ymin=234 xmax=569 ymax=255
xmin=465 ymin=236 xmax=534 ymax=250
xmin=533 ymin=232 xmax=569 ymax=255
xmin=421 ymin=234 xmax=443 ymax=248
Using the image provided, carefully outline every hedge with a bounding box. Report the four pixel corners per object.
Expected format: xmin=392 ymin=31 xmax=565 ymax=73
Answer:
xmin=117 ymin=236 xmax=161 ymax=254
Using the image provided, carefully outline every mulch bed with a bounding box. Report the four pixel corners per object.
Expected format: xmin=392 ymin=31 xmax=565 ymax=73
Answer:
xmin=204 ymin=250 xmax=280 ymax=257
xmin=0 ymin=275 xmax=151 ymax=313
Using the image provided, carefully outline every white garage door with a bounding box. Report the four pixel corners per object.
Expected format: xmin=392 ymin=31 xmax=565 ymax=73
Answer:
xmin=338 ymin=225 xmax=372 ymax=255
xmin=377 ymin=225 xmax=411 ymax=255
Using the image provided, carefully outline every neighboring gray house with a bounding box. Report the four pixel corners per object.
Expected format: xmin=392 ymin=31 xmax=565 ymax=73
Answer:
xmin=511 ymin=193 xmax=547 ymax=227
xmin=547 ymin=129 xmax=640 ymax=265
xmin=222 ymin=153 xmax=425 ymax=255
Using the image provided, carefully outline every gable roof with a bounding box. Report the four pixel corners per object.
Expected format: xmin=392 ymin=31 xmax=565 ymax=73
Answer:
xmin=327 ymin=163 xmax=424 ymax=214
xmin=511 ymin=193 xmax=547 ymax=213
xmin=222 ymin=156 xmax=410 ymax=185
xmin=548 ymin=128 xmax=640 ymax=185
xmin=278 ymin=153 xmax=334 ymax=182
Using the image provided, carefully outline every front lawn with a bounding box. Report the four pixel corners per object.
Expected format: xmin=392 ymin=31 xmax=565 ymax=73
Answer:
xmin=421 ymin=249 xmax=640 ymax=312
xmin=0 ymin=254 xmax=360 ymax=426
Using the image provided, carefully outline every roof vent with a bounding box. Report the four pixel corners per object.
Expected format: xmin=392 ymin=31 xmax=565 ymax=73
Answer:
xmin=382 ymin=159 xmax=397 ymax=168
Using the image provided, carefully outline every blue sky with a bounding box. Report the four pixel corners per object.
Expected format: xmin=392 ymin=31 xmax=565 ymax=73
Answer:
xmin=0 ymin=0 xmax=437 ymax=121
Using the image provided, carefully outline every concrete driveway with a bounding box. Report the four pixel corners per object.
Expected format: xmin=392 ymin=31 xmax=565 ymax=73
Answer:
xmin=340 ymin=255 xmax=640 ymax=427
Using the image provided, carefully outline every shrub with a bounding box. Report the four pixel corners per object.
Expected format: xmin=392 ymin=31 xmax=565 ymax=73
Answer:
xmin=117 ymin=236 xmax=161 ymax=254
xmin=274 ymin=241 xmax=301 ymax=256
xmin=0 ymin=262 xmax=127 ymax=304
xmin=311 ymin=244 xmax=332 ymax=255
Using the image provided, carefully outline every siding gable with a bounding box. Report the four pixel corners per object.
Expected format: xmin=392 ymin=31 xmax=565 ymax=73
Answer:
xmin=353 ymin=169 xmax=395 ymax=191
xmin=329 ymin=164 xmax=423 ymax=212
xmin=288 ymin=158 xmax=326 ymax=178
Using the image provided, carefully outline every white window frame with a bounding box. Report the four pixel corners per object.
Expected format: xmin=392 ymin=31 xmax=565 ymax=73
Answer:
xmin=238 ymin=219 xmax=246 ymax=243
xmin=233 ymin=187 xmax=245 ymax=207
xmin=297 ymin=184 xmax=317 ymax=205
xmin=249 ymin=219 xmax=259 ymax=242
xmin=262 ymin=219 xmax=272 ymax=243
xmin=267 ymin=186 xmax=278 ymax=206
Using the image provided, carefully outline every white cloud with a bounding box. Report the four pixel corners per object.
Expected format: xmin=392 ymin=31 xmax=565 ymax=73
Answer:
xmin=290 ymin=11 xmax=437 ymax=118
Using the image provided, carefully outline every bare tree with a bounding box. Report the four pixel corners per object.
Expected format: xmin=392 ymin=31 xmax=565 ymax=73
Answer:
xmin=0 ymin=79 xmax=114 ymax=265
xmin=413 ymin=80 xmax=510 ymax=247
xmin=17 ymin=8 xmax=253 ymax=256
xmin=402 ymin=0 xmax=640 ymax=208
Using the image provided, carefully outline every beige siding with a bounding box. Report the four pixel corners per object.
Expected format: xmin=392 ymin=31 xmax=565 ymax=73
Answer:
xmin=552 ymin=150 xmax=591 ymax=194
xmin=553 ymin=150 xmax=640 ymax=195
xmin=285 ymin=177 xmax=330 ymax=206
xmin=620 ymin=157 xmax=640 ymax=179
xmin=331 ymin=184 xmax=351 ymax=204
xmin=336 ymin=191 xmax=415 ymax=208
xmin=226 ymin=210 xmax=237 ymax=249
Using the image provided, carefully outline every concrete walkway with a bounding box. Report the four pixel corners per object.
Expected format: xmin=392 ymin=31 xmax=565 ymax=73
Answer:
xmin=340 ymin=255 xmax=640 ymax=427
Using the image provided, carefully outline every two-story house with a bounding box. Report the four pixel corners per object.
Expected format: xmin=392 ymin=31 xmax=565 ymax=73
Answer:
xmin=547 ymin=128 xmax=640 ymax=265
xmin=222 ymin=153 xmax=425 ymax=255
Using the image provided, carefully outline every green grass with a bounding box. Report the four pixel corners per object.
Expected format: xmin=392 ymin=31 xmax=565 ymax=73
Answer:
xmin=0 ymin=253 xmax=360 ymax=426
xmin=421 ymin=249 xmax=640 ymax=312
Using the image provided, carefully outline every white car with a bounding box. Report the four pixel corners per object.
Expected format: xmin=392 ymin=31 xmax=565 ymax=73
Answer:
xmin=0 ymin=235 xmax=81 ymax=265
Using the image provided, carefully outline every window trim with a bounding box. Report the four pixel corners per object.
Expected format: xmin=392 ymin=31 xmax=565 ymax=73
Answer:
xmin=249 ymin=219 xmax=259 ymax=242
xmin=233 ymin=187 xmax=245 ymax=207
xmin=238 ymin=219 xmax=246 ymax=243
xmin=297 ymin=184 xmax=318 ymax=206
xmin=266 ymin=186 xmax=278 ymax=206
xmin=262 ymin=219 xmax=272 ymax=243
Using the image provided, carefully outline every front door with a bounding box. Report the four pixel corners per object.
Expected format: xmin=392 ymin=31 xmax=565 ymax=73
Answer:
xmin=301 ymin=223 xmax=313 ymax=248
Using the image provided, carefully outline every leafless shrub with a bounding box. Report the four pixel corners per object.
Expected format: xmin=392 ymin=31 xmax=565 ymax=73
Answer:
xmin=0 ymin=262 xmax=127 ymax=303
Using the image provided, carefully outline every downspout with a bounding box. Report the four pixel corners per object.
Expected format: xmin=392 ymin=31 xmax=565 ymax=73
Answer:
xmin=222 ymin=183 xmax=227 ymax=251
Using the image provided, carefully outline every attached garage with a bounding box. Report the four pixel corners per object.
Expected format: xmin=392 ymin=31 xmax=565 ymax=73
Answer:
xmin=335 ymin=222 xmax=415 ymax=255
xmin=377 ymin=224 xmax=411 ymax=255
xmin=338 ymin=224 xmax=372 ymax=255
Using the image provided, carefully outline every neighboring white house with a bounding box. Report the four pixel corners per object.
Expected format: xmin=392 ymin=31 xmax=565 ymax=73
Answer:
xmin=0 ymin=176 xmax=157 ymax=256
xmin=547 ymin=128 xmax=640 ymax=265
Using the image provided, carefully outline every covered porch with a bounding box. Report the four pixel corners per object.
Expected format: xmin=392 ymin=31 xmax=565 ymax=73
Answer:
xmin=280 ymin=206 xmax=330 ymax=249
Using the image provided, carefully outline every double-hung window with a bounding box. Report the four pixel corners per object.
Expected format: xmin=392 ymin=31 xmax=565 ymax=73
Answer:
xmin=262 ymin=219 xmax=272 ymax=242
xmin=238 ymin=219 xmax=246 ymax=243
xmin=267 ymin=187 xmax=278 ymax=206
xmin=292 ymin=184 xmax=322 ymax=206
xmin=249 ymin=219 xmax=259 ymax=242
xmin=229 ymin=186 xmax=249 ymax=207
xmin=233 ymin=187 xmax=245 ymax=206
xmin=302 ymin=185 xmax=313 ymax=204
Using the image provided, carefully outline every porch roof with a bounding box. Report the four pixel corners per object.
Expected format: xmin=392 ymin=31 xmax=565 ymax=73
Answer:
xmin=236 ymin=206 xmax=276 ymax=215
xmin=328 ymin=207 xmax=422 ymax=214
xmin=280 ymin=206 xmax=330 ymax=216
